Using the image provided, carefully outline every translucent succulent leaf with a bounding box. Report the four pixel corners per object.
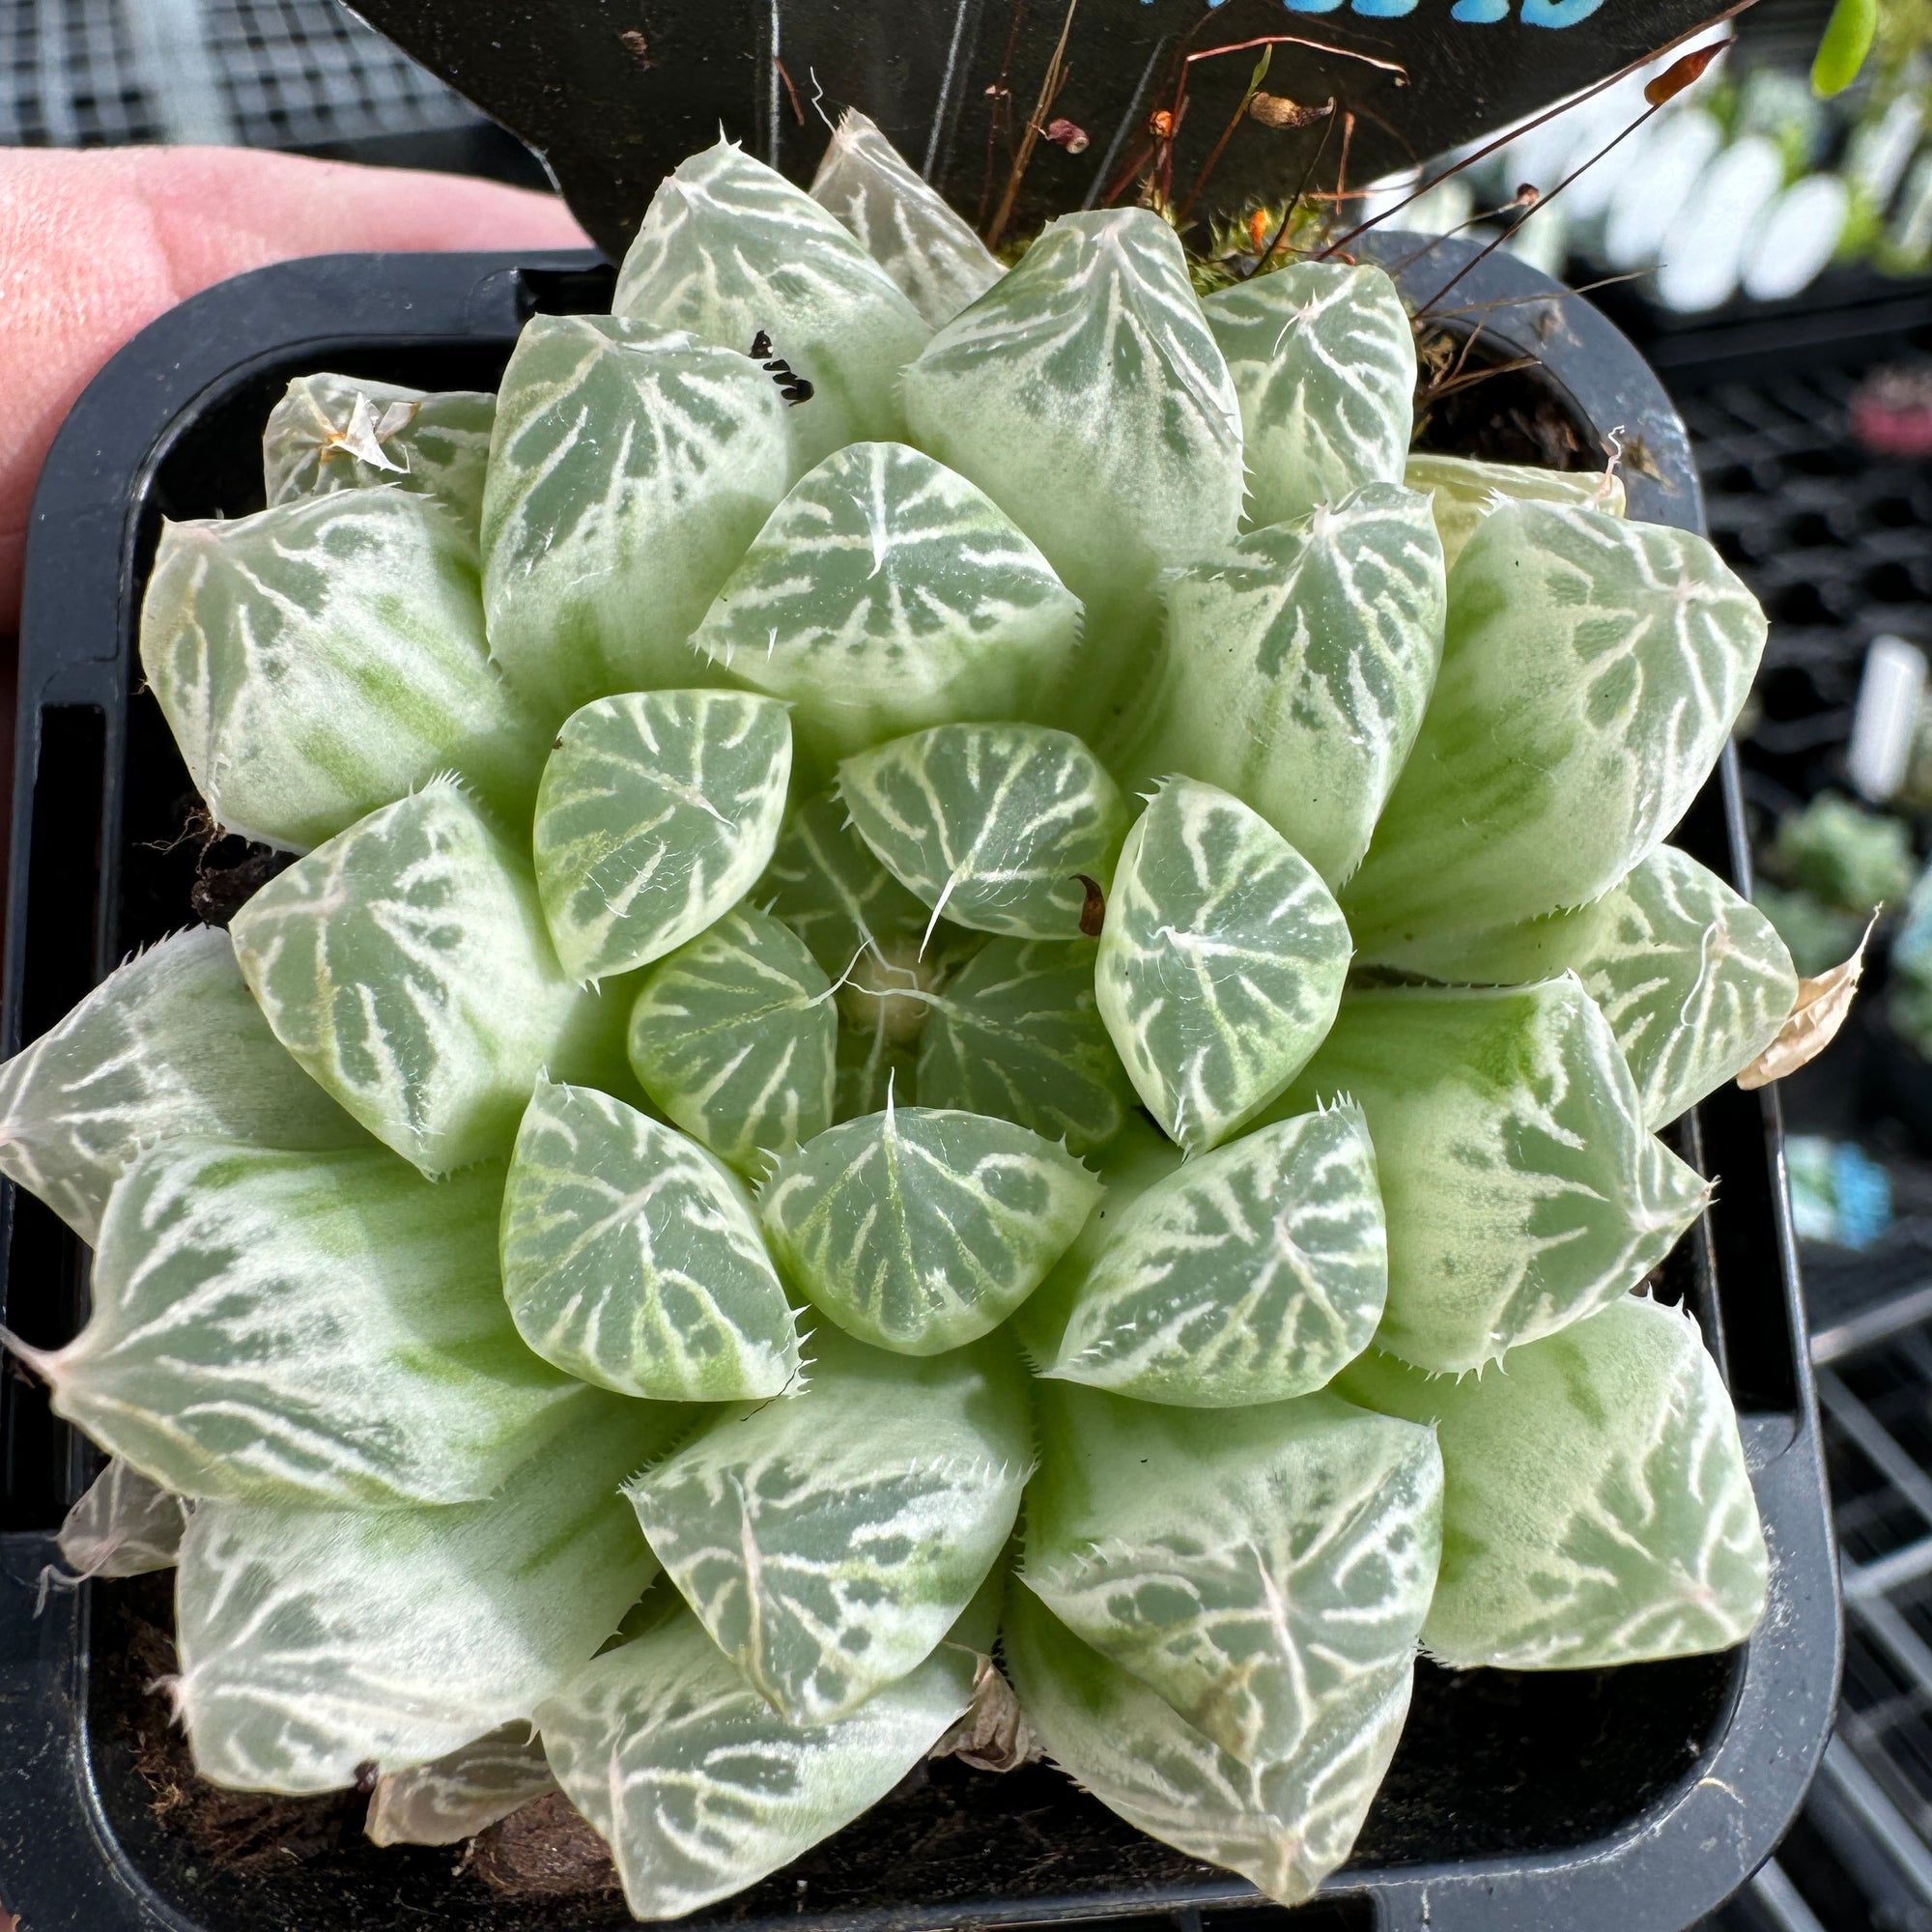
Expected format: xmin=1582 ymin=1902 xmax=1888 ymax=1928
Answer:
xmin=1128 ymin=483 xmax=1445 ymax=887
xmin=901 ymin=209 xmax=1244 ymax=732
xmin=1095 ymin=779 xmax=1350 ymax=1153
xmin=761 ymin=787 xmax=931 ymax=977
xmin=612 ymin=139 xmax=930 ymax=466
xmin=29 ymin=1141 xmax=588 ymax=1505
xmin=533 ymin=691 xmax=792 ymax=981
xmin=691 ymin=440 xmax=1085 ymax=779
xmin=626 ymin=906 xmax=837 ymax=1176
xmin=231 ymin=779 xmax=617 ymax=1177
xmin=835 ymin=1012 xmax=920 ymax=1123
xmin=838 ymin=724 xmax=1126 ymax=941
xmin=173 ymin=1394 xmax=678 ymax=1792
xmin=626 ymin=1327 xmax=1030 ymax=1724
xmin=0 ymin=926 xmax=365 ymax=1243
xmin=1024 ymin=1384 xmax=1439 ymax=1766
xmin=917 ymin=936 xmax=1133 ymax=1154
xmin=1203 ymin=261 xmax=1415 ymax=530
xmin=501 ymin=1077 xmax=800 ymax=1402
xmin=1405 ymin=450 xmax=1625 ymax=571
xmin=1003 ymin=1589 xmax=1412 ymax=1909
xmin=365 ymin=1724 xmax=557 ymax=1846
xmin=141 ymin=491 xmax=547 ymax=851
xmin=536 ymin=1594 xmax=975 ymax=1919
xmin=480 ymin=313 xmax=795 ymax=722
xmin=759 ymin=1102 xmax=1100 ymax=1355
xmin=56 ymin=1459 xmax=189 ymax=1578
xmin=809 ymin=108 xmax=1003 ymax=327
xmin=263 ymin=374 xmax=496 ymax=536
xmin=1339 ymin=1293 xmax=1768 ymax=1668
xmin=1344 ymin=503 xmax=1768 ymax=950
xmin=1362 ymin=893 xmax=1616 ymax=986
xmin=1032 ymin=1102 xmax=1387 ymax=1406
xmin=1275 ymin=979 xmax=1709 ymax=1373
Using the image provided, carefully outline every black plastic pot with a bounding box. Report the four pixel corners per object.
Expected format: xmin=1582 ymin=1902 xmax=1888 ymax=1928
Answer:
xmin=0 ymin=234 xmax=1836 ymax=1932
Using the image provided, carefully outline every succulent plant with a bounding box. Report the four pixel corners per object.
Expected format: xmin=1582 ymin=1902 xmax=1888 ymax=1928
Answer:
xmin=3 ymin=111 xmax=1796 ymax=1919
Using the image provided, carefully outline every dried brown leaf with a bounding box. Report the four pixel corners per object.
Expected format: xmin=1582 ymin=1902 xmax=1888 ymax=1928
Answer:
xmin=1737 ymin=918 xmax=1872 ymax=1090
xmin=929 ymin=1652 xmax=1037 ymax=1773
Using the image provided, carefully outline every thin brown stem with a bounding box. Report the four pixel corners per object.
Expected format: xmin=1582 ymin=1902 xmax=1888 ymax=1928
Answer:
xmin=1178 ymin=44 xmax=1271 ymax=225
xmin=987 ymin=0 xmax=1081 ymax=248
xmin=1246 ymin=106 xmax=1337 ymax=276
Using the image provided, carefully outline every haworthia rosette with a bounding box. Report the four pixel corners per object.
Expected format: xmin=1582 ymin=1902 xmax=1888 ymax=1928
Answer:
xmin=1024 ymin=1384 xmax=1440 ymax=1766
xmin=536 ymin=1594 xmax=977 ymax=1919
xmin=0 ymin=925 xmax=366 ymax=1243
xmin=1029 ymin=1102 xmax=1388 ymax=1406
xmin=1344 ymin=503 xmax=1768 ymax=950
xmin=173 ymin=1394 xmax=679 ymax=1793
xmin=1275 ymin=979 xmax=1709 ymax=1372
xmin=480 ymin=313 xmax=794 ymax=721
xmin=1340 ymin=1294 xmax=1767 ymax=1668
xmin=56 ymin=1459 xmax=189 ymax=1578
xmin=141 ymin=491 xmax=547 ymax=851
xmin=692 ymin=440 xmax=1085 ymax=780
xmin=761 ymin=787 xmax=931 ymax=978
xmin=1129 ymin=482 xmax=1445 ymax=887
xmin=626 ymin=1326 xmax=1030 ymax=1724
xmin=263 ymin=374 xmax=496 ymax=536
xmin=1095 ymin=779 xmax=1350 ymax=1153
xmin=231 ymin=779 xmax=620 ymax=1178
xmin=500 ymin=1077 xmax=801 ymax=1402
xmin=613 ymin=139 xmax=930 ymax=466
xmin=917 ymin=935 xmax=1134 ymax=1154
xmin=839 ymin=724 xmax=1127 ymax=940
xmin=532 ymin=690 xmax=792 ymax=981
xmin=26 ymin=1142 xmax=586 ymax=1505
xmin=758 ymin=1101 xmax=1100 ymax=1355
xmin=1203 ymin=261 xmax=1415 ymax=530
xmin=809 ymin=109 xmax=1002 ymax=327
xmin=365 ymin=1724 xmax=557 ymax=1847
xmin=1404 ymin=450 xmax=1626 ymax=571
xmin=1003 ymin=1589 xmax=1413 ymax=1909
xmin=626 ymin=905 xmax=838 ymax=1176
xmin=901 ymin=209 xmax=1243 ymax=735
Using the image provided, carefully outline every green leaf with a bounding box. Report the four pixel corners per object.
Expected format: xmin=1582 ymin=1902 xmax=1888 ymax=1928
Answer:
xmin=1127 ymin=482 xmax=1445 ymax=887
xmin=1404 ymin=451 xmax=1624 ymax=572
xmin=231 ymin=779 xmax=619 ymax=1178
xmin=56 ymin=1459 xmax=188 ymax=1578
xmin=1095 ymin=779 xmax=1350 ymax=1153
xmin=901 ymin=210 xmax=1244 ymax=735
xmin=533 ymin=690 xmax=792 ymax=981
xmin=365 ymin=1724 xmax=557 ymax=1847
xmin=810 ymin=108 xmax=1002 ymax=327
xmin=140 ymin=491 xmax=547 ymax=852
xmin=263 ymin=374 xmax=496 ymax=538
xmin=759 ymin=1101 xmax=1100 ymax=1355
xmin=172 ymin=1393 xmax=678 ymax=1792
xmin=1343 ymin=503 xmax=1768 ymax=951
xmin=626 ymin=906 xmax=838 ymax=1177
xmin=1003 ymin=1588 xmax=1412 ymax=1909
xmin=28 ymin=1142 xmax=587 ymax=1505
xmin=838 ymin=724 xmax=1126 ymax=941
xmin=626 ymin=1327 xmax=1029 ymax=1723
xmin=613 ymin=138 xmax=930 ymax=467
xmin=1203 ymin=262 xmax=1415 ymax=530
xmin=1024 ymin=1383 xmax=1438 ymax=1766
xmin=0 ymin=926 xmax=366 ymax=1243
xmin=480 ymin=313 xmax=795 ymax=722
xmin=1275 ymin=979 xmax=1709 ymax=1372
xmin=536 ymin=1593 xmax=976 ymax=1919
xmin=501 ymin=1077 xmax=801 ymax=1402
xmin=1339 ymin=1293 xmax=1768 ymax=1667
xmin=691 ymin=440 xmax=1085 ymax=781
xmin=1032 ymin=1102 xmax=1387 ymax=1406
xmin=760 ymin=787 xmax=931 ymax=978
xmin=1813 ymin=0 xmax=1877 ymax=96
xmin=917 ymin=936 xmax=1134 ymax=1154
xmin=836 ymin=1008 xmax=922 ymax=1123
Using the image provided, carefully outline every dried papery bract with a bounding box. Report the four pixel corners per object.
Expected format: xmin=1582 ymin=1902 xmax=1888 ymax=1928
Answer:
xmin=141 ymin=491 xmax=549 ymax=851
xmin=1404 ymin=450 xmax=1626 ymax=571
xmin=481 ymin=314 xmax=795 ymax=722
xmin=810 ymin=108 xmax=1002 ymax=327
xmin=614 ymin=139 xmax=931 ymax=466
xmin=0 ymin=926 xmax=366 ymax=1242
xmin=1340 ymin=1295 xmax=1767 ymax=1668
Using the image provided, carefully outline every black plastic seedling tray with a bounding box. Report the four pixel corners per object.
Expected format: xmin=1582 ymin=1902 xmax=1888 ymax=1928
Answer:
xmin=0 ymin=235 xmax=1839 ymax=1932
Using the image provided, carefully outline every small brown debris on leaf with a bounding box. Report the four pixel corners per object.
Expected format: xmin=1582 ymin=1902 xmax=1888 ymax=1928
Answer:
xmin=1738 ymin=918 xmax=1873 ymax=1091
xmin=322 ymin=392 xmax=409 ymax=473
xmin=1248 ymin=93 xmax=1332 ymax=130
xmin=1076 ymin=874 xmax=1106 ymax=937
xmin=928 ymin=1652 xmax=1038 ymax=1773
